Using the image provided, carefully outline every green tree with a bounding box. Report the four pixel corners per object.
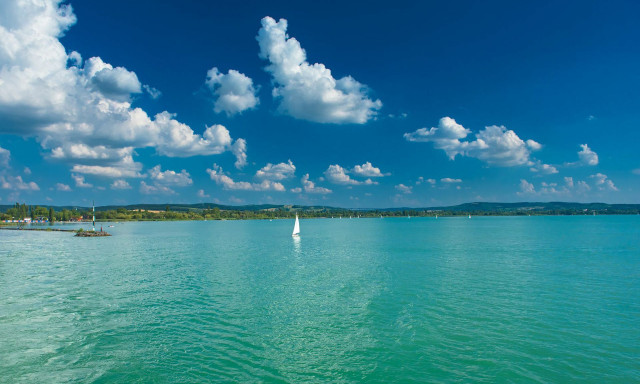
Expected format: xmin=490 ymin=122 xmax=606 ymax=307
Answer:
xmin=48 ymin=207 xmax=55 ymax=223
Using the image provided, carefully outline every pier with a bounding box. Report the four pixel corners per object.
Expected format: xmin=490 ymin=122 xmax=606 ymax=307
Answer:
xmin=0 ymin=227 xmax=111 ymax=236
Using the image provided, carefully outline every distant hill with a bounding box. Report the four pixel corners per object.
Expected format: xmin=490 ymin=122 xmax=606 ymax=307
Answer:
xmin=2 ymin=201 xmax=639 ymax=215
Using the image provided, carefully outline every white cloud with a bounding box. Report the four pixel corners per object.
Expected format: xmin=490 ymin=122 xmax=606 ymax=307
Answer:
xmin=0 ymin=0 xmax=245 ymax=179
xmin=441 ymin=178 xmax=462 ymax=183
xmin=290 ymin=187 xmax=302 ymax=193
xmin=578 ymin=144 xmax=599 ymax=166
xmin=530 ymin=161 xmax=559 ymax=174
xmin=23 ymin=167 xmax=31 ymax=175
xmin=205 ymin=67 xmax=259 ymax=115
xmin=301 ymin=173 xmax=332 ymax=194
xmin=351 ymin=162 xmax=389 ymax=177
xmin=518 ymin=179 xmax=535 ymax=194
xmin=257 ymin=16 xmax=382 ymax=124
xmin=143 ymin=84 xmax=161 ymax=99
xmin=206 ymin=164 xmax=285 ymax=191
xmin=72 ymin=174 xmax=92 ymax=188
xmin=403 ymin=116 xmax=471 ymax=159
xmin=633 ymin=169 xmax=640 ymax=175
xmin=526 ymin=140 xmax=542 ymax=151
xmin=71 ymin=154 xmax=143 ymax=178
xmin=564 ymin=177 xmax=574 ymax=188
xmin=231 ymin=138 xmax=247 ymax=169
xmin=256 ymin=160 xmax=295 ymax=180
xmin=519 ymin=176 xmax=594 ymax=197
xmin=324 ymin=164 xmax=377 ymax=185
xmin=404 ymin=117 xmax=544 ymax=168
xmin=590 ymin=173 xmax=617 ymax=191
xmin=0 ymin=146 xmax=10 ymax=167
xmin=148 ymin=165 xmax=192 ymax=187
xmin=427 ymin=178 xmax=436 ymax=185
xmin=395 ymin=184 xmax=412 ymax=194
xmin=85 ymin=57 xmax=141 ymax=101
xmin=56 ymin=182 xmax=71 ymax=191
xmin=140 ymin=181 xmax=175 ymax=195
xmin=0 ymin=175 xmax=39 ymax=190
xmin=576 ymin=180 xmax=591 ymax=193
xmin=472 ymin=125 xmax=537 ymax=167
xmin=197 ymin=189 xmax=210 ymax=198
xmin=110 ymin=179 xmax=131 ymax=190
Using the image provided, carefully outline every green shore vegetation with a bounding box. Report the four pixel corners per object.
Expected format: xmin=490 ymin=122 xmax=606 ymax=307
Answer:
xmin=1 ymin=202 xmax=639 ymax=224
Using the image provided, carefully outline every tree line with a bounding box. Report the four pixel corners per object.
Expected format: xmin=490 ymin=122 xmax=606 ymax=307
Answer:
xmin=2 ymin=203 xmax=639 ymax=224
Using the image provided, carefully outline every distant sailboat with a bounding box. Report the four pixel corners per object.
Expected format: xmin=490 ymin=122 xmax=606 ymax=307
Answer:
xmin=468 ymin=214 xmax=471 ymax=219
xmin=292 ymin=214 xmax=300 ymax=237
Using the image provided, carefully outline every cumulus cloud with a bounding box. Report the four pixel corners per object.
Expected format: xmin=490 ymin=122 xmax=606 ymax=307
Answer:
xmin=351 ymin=162 xmax=389 ymax=177
xmin=403 ymin=117 xmax=471 ymax=159
xmin=441 ymin=178 xmax=462 ymax=183
xmin=207 ymin=164 xmax=285 ymax=191
xmin=197 ymin=189 xmax=210 ymax=198
xmin=404 ymin=117 xmax=545 ymax=168
xmin=110 ymin=179 xmax=131 ymax=190
xmin=143 ymin=84 xmax=161 ymax=99
xmin=301 ymin=173 xmax=332 ymax=194
xmin=205 ymin=67 xmax=259 ymax=115
xmin=290 ymin=187 xmax=302 ymax=193
xmin=23 ymin=167 xmax=31 ymax=175
xmin=395 ymin=184 xmax=412 ymax=194
xmin=0 ymin=0 xmax=245 ymax=179
xmin=324 ymin=164 xmax=377 ymax=185
xmin=0 ymin=146 xmax=10 ymax=167
xmin=564 ymin=176 xmax=574 ymax=188
xmin=0 ymin=175 xmax=39 ymax=190
xmin=55 ymin=182 xmax=71 ymax=191
xmin=85 ymin=57 xmax=142 ymax=101
xmin=530 ymin=161 xmax=559 ymax=174
xmin=231 ymin=138 xmax=247 ymax=169
xmin=71 ymin=154 xmax=143 ymax=178
xmin=140 ymin=181 xmax=175 ymax=195
xmin=590 ymin=173 xmax=617 ymax=191
xmin=72 ymin=174 xmax=92 ymax=188
xmin=257 ymin=16 xmax=382 ymax=124
xmin=148 ymin=165 xmax=193 ymax=187
xmin=256 ymin=160 xmax=295 ymax=180
xmin=575 ymin=180 xmax=591 ymax=193
xmin=519 ymin=176 xmax=594 ymax=197
xmin=578 ymin=144 xmax=599 ymax=166
xmin=518 ymin=179 xmax=536 ymax=195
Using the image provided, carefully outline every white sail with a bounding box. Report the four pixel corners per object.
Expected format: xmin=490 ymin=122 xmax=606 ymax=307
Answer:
xmin=292 ymin=214 xmax=300 ymax=236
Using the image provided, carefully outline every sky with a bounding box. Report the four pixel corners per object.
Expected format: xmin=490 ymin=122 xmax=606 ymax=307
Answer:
xmin=0 ymin=0 xmax=639 ymax=208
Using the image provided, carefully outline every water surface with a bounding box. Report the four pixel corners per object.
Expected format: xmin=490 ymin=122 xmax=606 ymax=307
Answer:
xmin=1 ymin=216 xmax=639 ymax=382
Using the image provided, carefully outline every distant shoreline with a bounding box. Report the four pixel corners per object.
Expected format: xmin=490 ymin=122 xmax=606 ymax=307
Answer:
xmin=2 ymin=202 xmax=639 ymax=224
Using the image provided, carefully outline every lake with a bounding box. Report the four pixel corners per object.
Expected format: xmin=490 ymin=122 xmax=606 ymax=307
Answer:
xmin=1 ymin=216 xmax=639 ymax=382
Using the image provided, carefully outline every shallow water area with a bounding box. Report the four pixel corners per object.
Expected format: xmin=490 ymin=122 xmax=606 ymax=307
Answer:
xmin=1 ymin=216 xmax=639 ymax=382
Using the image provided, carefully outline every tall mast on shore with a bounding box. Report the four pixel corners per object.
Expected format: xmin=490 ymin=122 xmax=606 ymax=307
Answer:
xmin=92 ymin=200 xmax=95 ymax=231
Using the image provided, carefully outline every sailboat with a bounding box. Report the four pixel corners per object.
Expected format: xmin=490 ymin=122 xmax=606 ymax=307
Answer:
xmin=292 ymin=214 xmax=300 ymax=237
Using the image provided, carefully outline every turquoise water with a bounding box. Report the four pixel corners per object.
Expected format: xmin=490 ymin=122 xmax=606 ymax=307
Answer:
xmin=1 ymin=216 xmax=639 ymax=383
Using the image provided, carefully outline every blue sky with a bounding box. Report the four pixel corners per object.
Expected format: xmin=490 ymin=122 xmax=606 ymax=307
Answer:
xmin=0 ymin=0 xmax=639 ymax=207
